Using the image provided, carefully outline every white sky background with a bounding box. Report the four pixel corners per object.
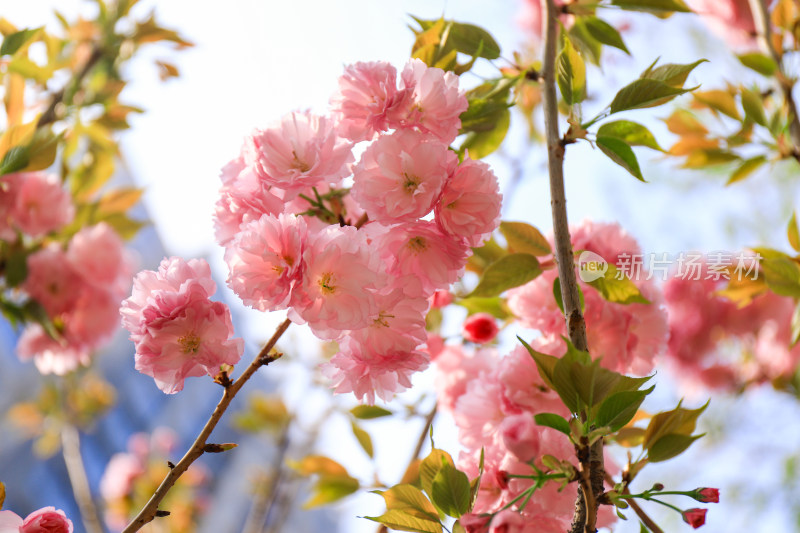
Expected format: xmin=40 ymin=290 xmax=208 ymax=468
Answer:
xmin=6 ymin=1 xmax=800 ymax=532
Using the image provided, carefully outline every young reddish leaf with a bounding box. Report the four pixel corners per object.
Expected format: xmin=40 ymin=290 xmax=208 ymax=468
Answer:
xmin=499 ymin=221 xmax=552 ymax=256
xmin=693 ymin=90 xmax=741 ymax=120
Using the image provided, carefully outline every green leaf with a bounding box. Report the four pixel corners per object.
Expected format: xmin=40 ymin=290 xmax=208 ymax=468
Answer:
xmin=643 ymin=401 xmax=707 ymax=449
xmin=467 ymin=253 xmax=541 ymax=298
xmin=460 ymin=108 xmax=510 ymax=159
xmin=726 ymin=155 xmax=767 ymax=185
xmin=594 ymin=387 xmax=654 ymax=432
xmin=609 ymin=0 xmax=691 ymax=14
xmin=568 ymin=20 xmax=602 ymax=65
xmin=518 ymin=336 xmax=559 ymax=391
xmin=641 ymin=60 xmax=706 ymax=88
xmin=23 ymin=128 xmax=60 ymax=172
xmin=420 ymin=448 xmax=455 ymax=501
xmin=351 ymin=421 xmax=374 ymax=458
xmin=534 ymin=413 xmax=572 ymax=436
xmin=288 ymin=456 xmax=359 ymax=508
xmin=553 ymin=277 xmax=585 ymax=314
xmin=741 ymin=87 xmax=767 ymax=126
xmin=557 ymin=37 xmax=586 ymax=105
xmin=597 ymin=120 xmax=663 ymax=151
xmin=457 ymin=297 xmax=510 ymax=319
xmin=377 ymin=484 xmax=441 ymax=521
xmin=351 ymin=405 xmax=393 ymax=419
xmin=760 ymin=256 xmax=800 ymax=298
xmin=788 ymin=212 xmax=800 ymax=253
xmin=738 ymin=53 xmax=778 ymax=76
xmin=584 ymin=263 xmax=650 ymax=304
xmin=459 ymin=79 xmax=514 ymax=132
xmin=694 ymin=90 xmax=741 ymax=120
xmin=582 ymin=16 xmax=629 ymax=54
xmin=499 ymin=221 xmax=552 ymax=256
xmin=647 ymin=433 xmax=704 ymax=462
xmin=365 ymin=509 xmax=443 ymax=533
xmin=446 ymin=22 xmax=501 ymax=59
xmin=0 ymin=145 xmax=30 ymax=175
xmin=1 ymin=27 xmax=42 ymax=56
xmin=23 ymin=300 xmax=60 ymax=341
xmin=610 ymin=79 xmax=696 ymax=114
xmin=596 ymin=136 xmax=645 ymax=181
xmin=430 ymin=462 xmax=471 ymax=518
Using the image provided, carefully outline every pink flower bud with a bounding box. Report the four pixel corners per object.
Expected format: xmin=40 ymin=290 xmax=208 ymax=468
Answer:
xmin=682 ymin=508 xmax=707 ymax=528
xmin=694 ymin=487 xmax=719 ymax=503
xmin=462 ymin=313 xmax=499 ymax=344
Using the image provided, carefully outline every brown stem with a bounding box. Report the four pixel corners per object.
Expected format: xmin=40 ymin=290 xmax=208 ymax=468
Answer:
xmin=540 ymin=0 xmax=600 ymax=531
xmin=241 ymin=426 xmax=291 ymax=533
xmin=603 ymin=472 xmax=664 ymax=533
xmin=376 ymin=405 xmax=437 ymax=533
xmin=61 ymin=424 xmax=105 ymax=533
xmin=121 ymin=318 xmax=292 ymax=533
xmin=747 ymin=0 xmax=800 ymax=163
xmin=37 ymin=45 xmax=104 ymax=128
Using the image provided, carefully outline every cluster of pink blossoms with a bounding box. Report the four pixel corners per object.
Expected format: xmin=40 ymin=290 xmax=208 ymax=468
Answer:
xmin=213 ymin=58 xmax=502 ymax=403
xmin=662 ymin=263 xmax=800 ymax=391
xmin=0 ymin=506 xmax=72 ymax=533
xmin=0 ymin=170 xmax=134 ymax=374
xmin=431 ymin=221 xmax=668 ymax=531
xmin=120 ymin=257 xmax=243 ymax=394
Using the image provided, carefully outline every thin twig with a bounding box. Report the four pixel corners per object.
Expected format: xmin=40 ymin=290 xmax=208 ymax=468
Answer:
xmin=603 ymin=472 xmax=664 ymax=533
xmin=121 ymin=318 xmax=292 ymax=533
xmin=37 ymin=45 xmax=104 ymax=128
xmin=241 ymin=425 xmax=291 ymax=533
xmin=747 ymin=0 xmax=800 ymax=163
xmin=61 ymin=424 xmax=105 ymax=533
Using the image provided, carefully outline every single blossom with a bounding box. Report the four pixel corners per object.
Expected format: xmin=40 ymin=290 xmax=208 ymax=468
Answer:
xmin=682 ymin=508 xmax=708 ymax=528
xmin=8 ymin=172 xmax=74 ymax=238
xmin=463 ymin=313 xmax=500 ymax=344
xmin=0 ymin=507 xmax=73 ymax=533
xmin=120 ymin=257 xmax=244 ymax=394
xmin=499 ymin=413 xmax=542 ymax=463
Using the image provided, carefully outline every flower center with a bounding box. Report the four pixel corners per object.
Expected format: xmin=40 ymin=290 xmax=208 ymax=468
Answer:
xmin=179 ymin=333 xmax=201 ymax=355
xmin=291 ymin=150 xmax=311 ymax=172
xmin=407 ymin=236 xmax=428 ymax=254
xmin=319 ymin=272 xmax=336 ymax=294
xmin=403 ymin=173 xmax=420 ymax=193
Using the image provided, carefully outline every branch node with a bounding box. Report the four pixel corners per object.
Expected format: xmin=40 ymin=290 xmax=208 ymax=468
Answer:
xmin=154 ymin=510 xmax=170 ymax=518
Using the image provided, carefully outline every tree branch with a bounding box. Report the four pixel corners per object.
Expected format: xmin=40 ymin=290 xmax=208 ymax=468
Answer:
xmin=539 ymin=1 xmax=600 ymax=531
xmin=748 ymin=0 xmax=800 ymax=163
xmin=121 ymin=318 xmax=292 ymax=533
xmin=241 ymin=426 xmax=291 ymax=533
xmin=37 ymin=45 xmax=104 ymax=128
xmin=61 ymin=424 xmax=105 ymax=533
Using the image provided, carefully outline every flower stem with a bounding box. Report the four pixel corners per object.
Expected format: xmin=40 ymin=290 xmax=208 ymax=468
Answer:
xmin=61 ymin=423 xmax=105 ymax=533
xmin=121 ymin=317 xmax=291 ymax=533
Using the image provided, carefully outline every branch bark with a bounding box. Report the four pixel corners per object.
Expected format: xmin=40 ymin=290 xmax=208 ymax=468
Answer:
xmin=539 ymin=1 xmax=601 ymax=531
xmin=121 ymin=318 xmax=292 ymax=533
xmin=61 ymin=424 xmax=105 ymax=533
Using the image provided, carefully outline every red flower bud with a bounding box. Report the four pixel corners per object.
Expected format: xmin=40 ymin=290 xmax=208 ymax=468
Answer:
xmin=682 ymin=508 xmax=707 ymax=528
xmin=462 ymin=312 xmax=499 ymax=344
xmin=695 ymin=487 xmax=719 ymax=503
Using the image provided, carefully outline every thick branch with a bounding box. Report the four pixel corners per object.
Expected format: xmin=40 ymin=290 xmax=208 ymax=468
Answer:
xmin=61 ymin=424 xmax=105 ymax=533
xmin=748 ymin=0 xmax=800 ymax=162
xmin=121 ymin=318 xmax=292 ymax=533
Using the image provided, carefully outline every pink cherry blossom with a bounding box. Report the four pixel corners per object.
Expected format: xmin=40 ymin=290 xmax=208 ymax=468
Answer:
xmin=66 ymin=222 xmax=135 ymax=296
xmin=433 ymin=344 xmax=496 ymax=412
xmin=8 ymin=172 xmax=74 ymax=238
xmin=290 ymin=225 xmax=386 ymax=338
xmin=373 ymin=221 xmax=470 ymax=295
xmin=519 ymin=0 xmax=568 ymax=37
xmin=351 ymin=129 xmax=454 ymax=223
xmin=463 ymin=312 xmax=500 ymax=344
xmin=120 ymin=257 xmax=243 ymax=394
xmin=100 ymin=452 xmax=145 ymax=500
xmin=225 ymin=213 xmax=308 ymax=312
xmin=497 ymin=342 xmax=567 ymax=417
xmin=489 ymin=509 xmax=526 ymax=533
xmin=500 ymin=413 xmax=542 ymax=462
xmin=23 ymin=245 xmax=83 ymax=317
xmin=16 ymin=324 xmax=90 ymax=375
xmin=435 ymin=157 xmax=502 ymax=247
xmin=430 ymin=290 xmax=453 ymax=308
xmin=330 ymin=61 xmax=410 ymax=141
xmin=245 ymin=111 xmax=353 ymax=197
xmin=686 ymin=0 xmax=757 ymax=50
xmin=349 ymin=282 xmax=428 ymax=354
xmin=398 ymin=58 xmax=468 ymax=143
xmin=0 ymin=507 xmax=73 ymax=533
xmin=322 ymin=337 xmax=429 ymax=403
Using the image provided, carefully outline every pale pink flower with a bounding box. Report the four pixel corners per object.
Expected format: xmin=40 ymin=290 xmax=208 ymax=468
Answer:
xmin=330 ymin=61 xmax=410 ymax=141
xmin=290 ymin=225 xmax=386 ymax=338
xmin=433 ymin=344 xmax=496 ymax=412
xmin=398 ymin=58 xmax=468 ymax=143
xmin=430 ymin=290 xmax=453 ymax=308
xmin=322 ymin=337 xmax=429 ymax=403
xmin=66 ymin=222 xmax=134 ymax=296
xmin=23 ymin=245 xmax=83 ymax=316
xmin=463 ymin=313 xmax=500 ymax=344
xmin=225 ymin=213 xmax=307 ymax=311
xmin=349 ymin=283 xmax=428 ymax=354
xmin=497 ymin=342 xmax=567 ymax=417
xmin=16 ymin=324 xmax=90 ymax=375
xmin=246 ymin=111 xmax=353 ymax=197
xmin=460 ymin=513 xmax=491 ymax=533
xmin=9 ymin=172 xmax=74 ymax=238
xmin=424 ymin=332 xmax=446 ymax=359
xmin=489 ymin=509 xmax=526 ymax=533
xmin=687 ymin=0 xmax=757 ymax=50
xmin=519 ymin=0 xmax=568 ymax=37
xmin=0 ymin=507 xmax=73 ymax=533
xmin=374 ymin=221 xmax=470 ymax=295
xmin=351 ymin=129 xmax=454 ymax=223
xmin=214 ymin=165 xmax=284 ymax=247
xmin=120 ymin=257 xmax=243 ymax=394
xmin=435 ymin=158 xmax=502 ymax=247
xmin=500 ymin=414 xmax=542 ymax=462
xmin=100 ymin=452 xmax=145 ymax=500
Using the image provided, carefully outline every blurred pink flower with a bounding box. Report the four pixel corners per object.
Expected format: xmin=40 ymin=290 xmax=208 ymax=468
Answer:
xmin=686 ymin=0 xmax=757 ymax=50
xmin=9 ymin=172 xmax=74 ymax=238
xmin=463 ymin=312 xmax=500 ymax=344
xmin=351 ymin=129 xmax=453 ymax=223
xmin=120 ymin=257 xmax=243 ymax=394
xmin=435 ymin=157 xmax=502 ymax=247
xmin=100 ymin=452 xmax=145 ymax=500
xmin=500 ymin=413 xmax=542 ymax=462
xmin=66 ymin=222 xmax=134 ymax=296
